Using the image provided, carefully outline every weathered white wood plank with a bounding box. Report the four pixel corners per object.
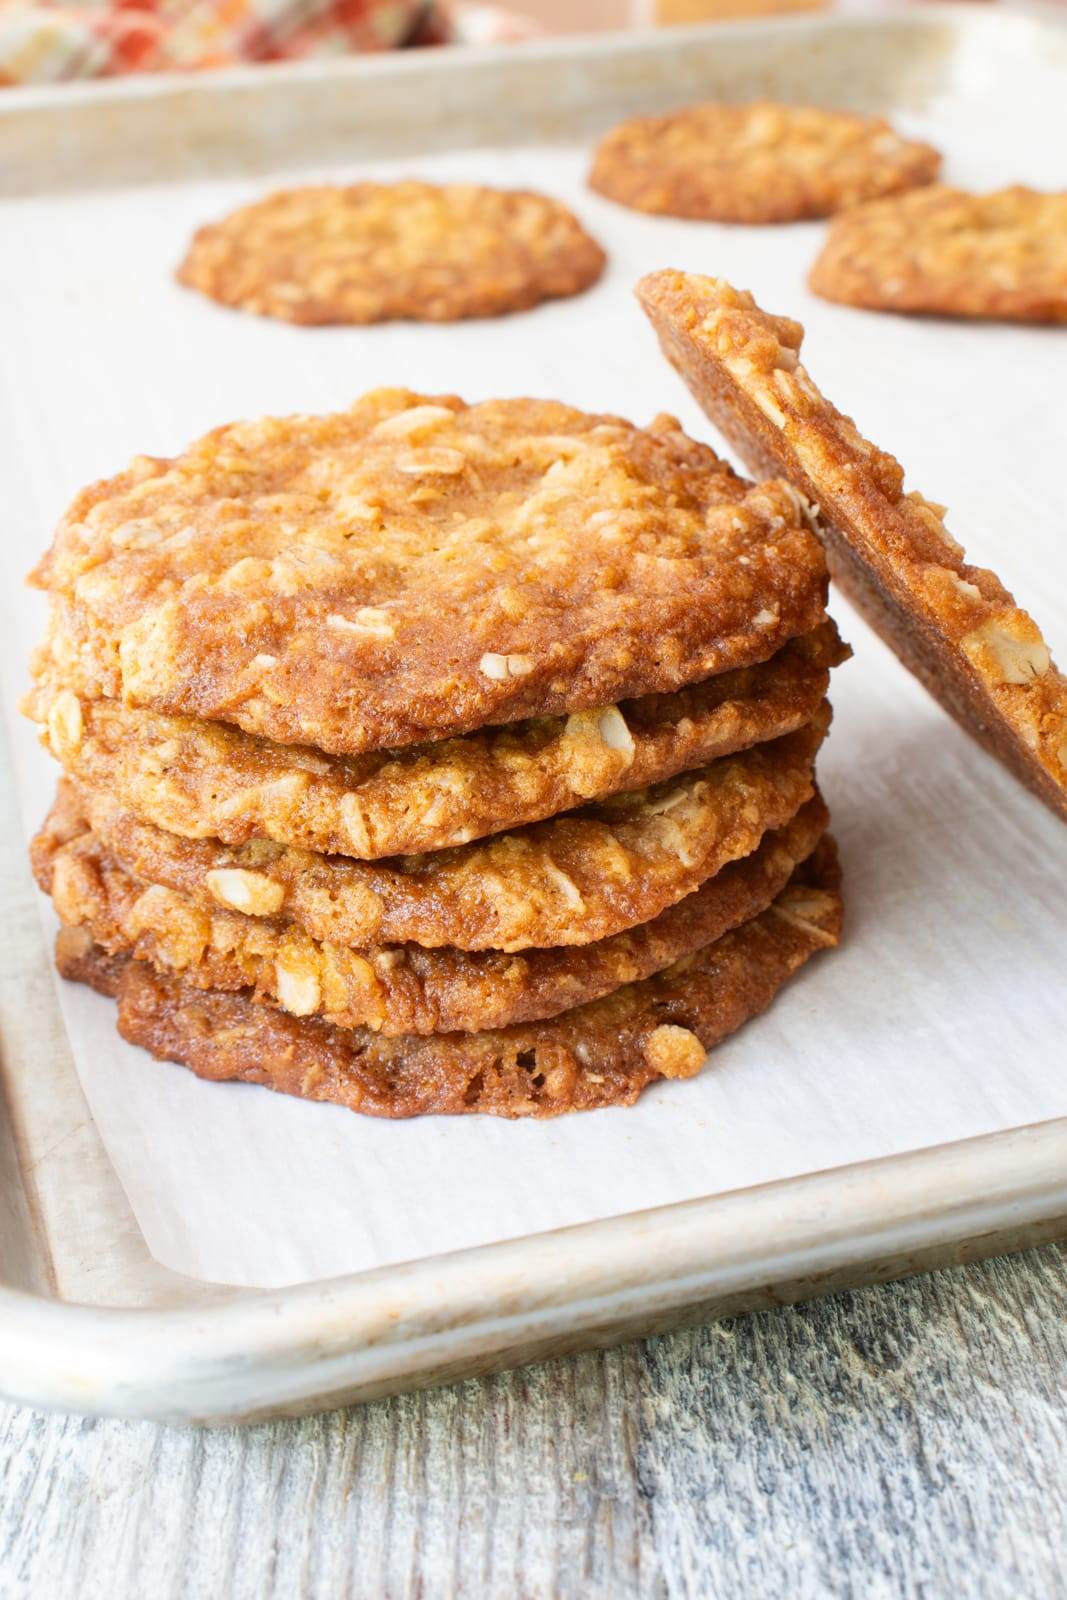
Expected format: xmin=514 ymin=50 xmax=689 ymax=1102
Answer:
xmin=1 ymin=1244 xmax=1065 ymax=1599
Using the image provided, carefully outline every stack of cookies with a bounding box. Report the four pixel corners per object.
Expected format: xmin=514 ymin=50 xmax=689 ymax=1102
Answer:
xmin=23 ymin=368 xmax=848 ymax=1119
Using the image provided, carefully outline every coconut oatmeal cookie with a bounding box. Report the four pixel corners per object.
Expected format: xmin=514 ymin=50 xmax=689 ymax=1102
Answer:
xmin=589 ymin=102 xmax=940 ymax=223
xmin=37 ymin=792 xmax=828 ymax=1036
xmin=810 ymin=186 xmax=1067 ymax=323
xmin=26 ymin=623 xmax=846 ymax=858
xmin=30 ymin=390 xmax=829 ymax=755
xmin=177 ymin=182 xmax=606 ymax=324
xmin=637 ymin=269 xmax=1067 ymax=820
xmin=61 ymin=711 xmax=827 ymax=954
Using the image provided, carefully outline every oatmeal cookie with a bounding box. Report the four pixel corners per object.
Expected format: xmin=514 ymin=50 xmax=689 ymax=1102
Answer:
xmin=58 ymin=710 xmax=827 ymax=954
xmin=56 ymin=839 xmax=842 ymax=1119
xmin=589 ymin=102 xmax=940 ymax=223
xmin=638 ymin=270 xmax=1067 ymax=819
xmin=27 ymin=623 xmax=846 ymax=858
xmin=38 ymin=791 xmax=828 ymax=1035
xmin=177 ymin=182 xmax=606 ymax=324
xmin=810 ymin=186 xmax=1067 ymax=322
xmin=30 ymin=391 xmax=829 ymax=755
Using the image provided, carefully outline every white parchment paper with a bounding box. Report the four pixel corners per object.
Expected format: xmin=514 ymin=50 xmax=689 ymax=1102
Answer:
xmin=1 ymin=63 xmax=1065 ymax=1288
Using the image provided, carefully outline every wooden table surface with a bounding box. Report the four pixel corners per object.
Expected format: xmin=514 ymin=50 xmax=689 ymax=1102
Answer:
xmin=1 ymin=1240 xmax=1065 ymax=1599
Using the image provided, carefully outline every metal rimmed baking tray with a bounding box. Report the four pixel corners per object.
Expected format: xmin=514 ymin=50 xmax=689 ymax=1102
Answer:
xmin=1 ymin=4 xmax=1065 ymax=1424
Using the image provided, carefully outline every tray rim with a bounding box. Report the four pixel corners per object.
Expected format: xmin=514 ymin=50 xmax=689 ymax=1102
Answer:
xmin=1 ymin=2 xmax=1066 ymax=1423
xmin=1 ymin=3 xmax=1062 ymax=198
xmin=1 ymin=0 xmax=1060 ymax=112
xmin=2 ymin=1114 xmax=1065 ymax=1423
xmin=0 ymin=3 xmax=960 ymax=112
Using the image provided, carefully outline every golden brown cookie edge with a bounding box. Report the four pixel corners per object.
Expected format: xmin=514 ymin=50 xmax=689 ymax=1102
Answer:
xmin=55 ymin=838 xmax=842 ymax=1119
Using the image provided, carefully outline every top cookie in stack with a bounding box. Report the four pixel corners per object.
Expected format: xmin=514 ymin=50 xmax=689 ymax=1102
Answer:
xmin=24 ymin=384 xmax=847 ymax=1118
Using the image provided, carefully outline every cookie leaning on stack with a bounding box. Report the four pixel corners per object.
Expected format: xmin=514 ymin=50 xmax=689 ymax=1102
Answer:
xmin=24 ymin=384 xmax=847 ymax=1118
xmin=637 ymin=270 xmax=1067 ymax=820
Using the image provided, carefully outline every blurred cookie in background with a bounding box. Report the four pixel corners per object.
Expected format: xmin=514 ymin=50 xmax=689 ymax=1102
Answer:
xmin=177 ymin=182 xmax=606 ymax=324
xmin=590 ymin=102 xmax=940 ymax=223
xmin=810 ymin=186 xmax=1067 ymax=323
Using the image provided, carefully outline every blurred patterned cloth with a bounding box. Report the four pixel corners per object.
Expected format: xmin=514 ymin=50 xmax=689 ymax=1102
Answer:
xmin=0 ymin=0 xmax=535 ymax=86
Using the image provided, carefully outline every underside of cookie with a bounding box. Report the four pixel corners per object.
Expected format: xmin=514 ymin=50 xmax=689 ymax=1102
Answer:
xmin=55 ymin=839 xmax=842 ymax=1119
xmin=637 ymin=270 xmax=1067 ymax=821
xmin=810 ymin=186 xmax=1067 ymax=323
xmin=177 ymin=182 xmax=606 ymax=325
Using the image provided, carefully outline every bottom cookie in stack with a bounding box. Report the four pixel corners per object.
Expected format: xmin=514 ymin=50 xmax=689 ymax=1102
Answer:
xmin=53 ymin=836 xmax=841 ymax=1120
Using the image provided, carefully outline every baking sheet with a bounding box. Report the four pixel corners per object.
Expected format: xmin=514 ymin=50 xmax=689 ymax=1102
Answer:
xmin=1 ymin=72 xmax=1065 ymax=1290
